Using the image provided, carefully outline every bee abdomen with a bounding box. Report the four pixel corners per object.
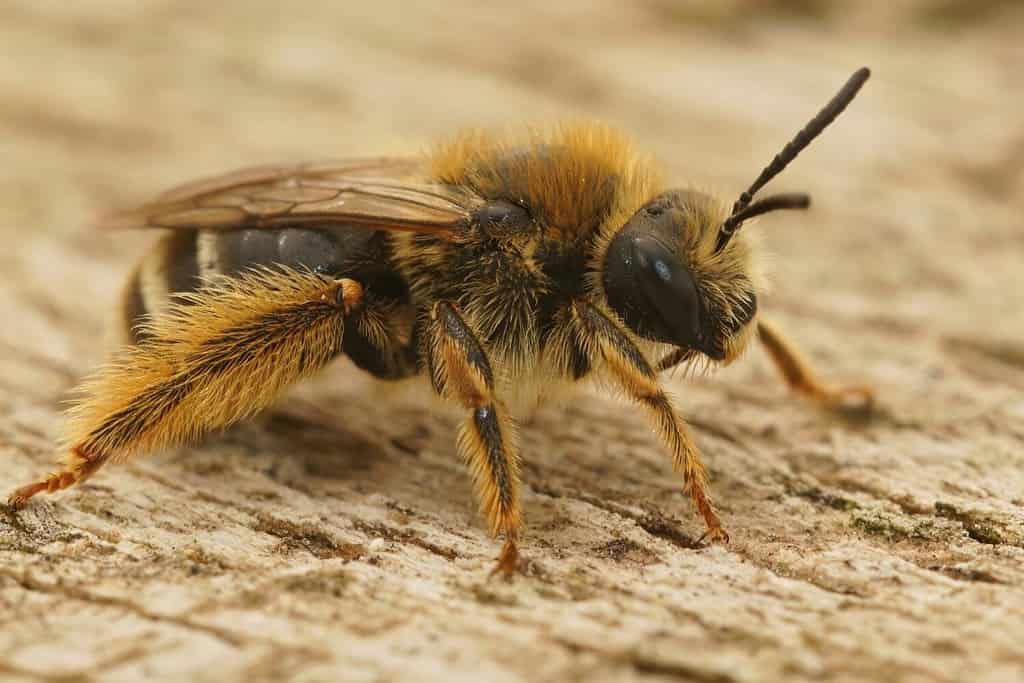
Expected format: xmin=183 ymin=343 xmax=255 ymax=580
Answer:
xmin=121 ymin=266 xmax=149 ymax=345
xmin=120 ymin=227 xmax=409 ymax=354
xmin=197 ymin=228 xmax=343 ymax=278
xmin=122 ymin=228 xmax=347 ymax=341
xmin=121 ymin=230 xmax=202 ymax=344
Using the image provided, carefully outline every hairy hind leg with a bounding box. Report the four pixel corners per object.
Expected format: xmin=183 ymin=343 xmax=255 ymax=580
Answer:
xmin=8 ymin=268 xmax=362 ymax=509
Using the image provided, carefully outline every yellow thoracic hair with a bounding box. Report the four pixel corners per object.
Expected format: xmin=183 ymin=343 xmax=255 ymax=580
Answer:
xmin=430 ymin=121 xmax=664 ymax=242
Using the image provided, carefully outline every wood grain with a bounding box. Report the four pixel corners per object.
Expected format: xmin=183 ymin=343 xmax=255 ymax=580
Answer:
xmin=1 ymin=2 xmax=1023 ymax=681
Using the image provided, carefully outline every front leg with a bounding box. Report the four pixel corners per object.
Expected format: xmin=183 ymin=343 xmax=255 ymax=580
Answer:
xmin=426 ymin=302 xmax=522 ymax=577
xmin=757 ymin=318 xmax=873 ymax=409
xmin=571 ymin=301 xmax=727 ymax=543
xmin=657 ymin=318 xmax=873 ymax=412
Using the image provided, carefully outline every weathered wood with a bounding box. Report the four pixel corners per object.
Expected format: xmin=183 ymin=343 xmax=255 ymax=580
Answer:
xmin=1 ymin=2 xmax=1022 ymax=681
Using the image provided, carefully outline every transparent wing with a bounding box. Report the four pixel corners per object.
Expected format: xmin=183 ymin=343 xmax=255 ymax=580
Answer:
xmin=98 ymin=158 xmax=477 ymax=237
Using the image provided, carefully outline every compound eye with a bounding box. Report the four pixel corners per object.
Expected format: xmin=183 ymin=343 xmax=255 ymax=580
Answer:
xmin=630 ymin=236 xmax=704 ymax=350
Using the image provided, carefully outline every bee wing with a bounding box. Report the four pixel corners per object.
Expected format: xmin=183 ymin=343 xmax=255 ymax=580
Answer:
xmin=98 ymin=158 xmax=477 ymax=237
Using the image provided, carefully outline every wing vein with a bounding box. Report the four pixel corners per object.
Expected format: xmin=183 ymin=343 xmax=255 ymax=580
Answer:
xmin=97 ymin=157 xmax=478 ymax=239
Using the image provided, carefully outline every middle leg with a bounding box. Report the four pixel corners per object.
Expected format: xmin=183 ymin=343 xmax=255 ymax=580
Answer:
xmin=426 ymin=301 xmax=522 ymax=576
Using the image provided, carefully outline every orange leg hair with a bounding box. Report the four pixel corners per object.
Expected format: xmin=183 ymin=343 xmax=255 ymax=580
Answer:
xmin=571 ymin=301 xmax=727 ymax=544
xmin=427 ymin=302 xmax=522 ymax=577
xmin=8 ymin=268 xmax=362 ymax=508
xmin=757 ymin=318 xmax=873 ymax=409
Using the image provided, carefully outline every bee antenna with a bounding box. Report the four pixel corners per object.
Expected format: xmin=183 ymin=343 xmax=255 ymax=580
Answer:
xmin=716 ymin=66 xmax=871 ymax=252
xmin=728 ymin=192 xmax=811 ymax=224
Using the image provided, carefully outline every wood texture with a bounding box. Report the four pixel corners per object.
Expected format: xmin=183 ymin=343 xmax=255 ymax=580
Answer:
xmin=1 ymin=2 xmax=1023 ymax=681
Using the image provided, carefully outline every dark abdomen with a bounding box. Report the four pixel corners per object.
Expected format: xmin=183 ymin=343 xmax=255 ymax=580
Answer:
xmin=121 ymin=226 xmax=416 ymax=379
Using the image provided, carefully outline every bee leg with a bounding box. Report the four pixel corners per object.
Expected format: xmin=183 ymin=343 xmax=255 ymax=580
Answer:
xmin=757 ymin=318 xmax=873 ymax=410
xmin=427 ymin=302 xmax=522 ymax=578
xmin=7 ymin=447 xmax=106 ymax=508
xmin=571 ymin=302 xmax=727 ymax=544
xmin=7 ymin=269 xmax=362 ymax=509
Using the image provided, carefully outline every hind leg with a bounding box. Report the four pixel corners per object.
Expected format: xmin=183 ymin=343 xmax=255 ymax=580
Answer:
xmin=8 ymin=269 xmax=362 ymax=508
xmin=8 ymin=448 xmax=105 ymax=508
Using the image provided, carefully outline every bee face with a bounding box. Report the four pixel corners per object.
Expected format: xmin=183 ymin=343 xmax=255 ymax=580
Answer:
xmin=603 ymin=190 xmax=760 ymax=364
xmin=600 ymin=66 xmax=872 ymax=367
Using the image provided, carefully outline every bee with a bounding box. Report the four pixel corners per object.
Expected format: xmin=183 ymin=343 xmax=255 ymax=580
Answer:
xmin=9 ymin=68 xmax=872 ymax=576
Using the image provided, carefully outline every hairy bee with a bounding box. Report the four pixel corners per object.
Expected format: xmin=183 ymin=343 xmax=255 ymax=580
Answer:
xmin=9 ymin=68 xmax=872 ymax=576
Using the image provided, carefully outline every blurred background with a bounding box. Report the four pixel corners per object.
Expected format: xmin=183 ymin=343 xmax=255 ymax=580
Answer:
xmin=2 ymin=0 xmax=1022 ymax=352
xmin=2 ymin=2 xmax=1023 ymax=682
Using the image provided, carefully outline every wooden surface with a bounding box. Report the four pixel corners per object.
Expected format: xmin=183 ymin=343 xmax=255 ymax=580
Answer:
xmin=2 ymin=2 xmax=1023 ymax=682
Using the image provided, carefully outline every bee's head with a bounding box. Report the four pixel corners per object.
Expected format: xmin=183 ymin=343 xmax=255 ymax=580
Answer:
xmin=602 ymin=190 xmax=762 ymax=364
xmin=602 ymin=67 xmax=871 ymax=366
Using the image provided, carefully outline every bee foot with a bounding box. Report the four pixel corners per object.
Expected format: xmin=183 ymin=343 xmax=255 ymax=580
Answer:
xmin=488 ymin=539 xmax=521 ymax=581
xmin=7 ymin=471 xmax=77 ymax=509
xmin=838 ymin=384 xmax=874 ymax=406
xmin=697 ymin=524 xmax=730 ymax=546
xmin=7 ymin=481 xmax=47 ymax=509
xmin=823 ymin=384 xmax=875 ymax=416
